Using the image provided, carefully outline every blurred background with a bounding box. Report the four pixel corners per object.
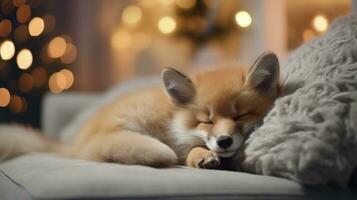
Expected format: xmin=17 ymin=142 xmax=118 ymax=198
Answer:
xmin=0 ymin=0 xmax=352 ymax=128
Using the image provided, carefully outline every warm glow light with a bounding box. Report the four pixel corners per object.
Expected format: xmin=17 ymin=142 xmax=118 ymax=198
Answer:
xmin=0 ymin=40 xmax=16 ymax=60
xmin=122 ymin=5 xmax=142 ymax=26
xmin=235 ymin=11 xmax=252 ymax=28
xmin=49 ymin=70 xmax=74 ymax=93
xmin=0 ymin=19 xmax=12 ymax=37
xmin=158 ymin=16 xmax=176 ymax=34
xmin=16 ymin=49 xmax=33 ymax=70
xmin=28 ymin=17 xmax=45 ymax=36
xmin=60 ymin=43 xmax=77 ymax=64
xmin=61 ymin=69 xmax=74 ymax=89
xmin=16 ymin=4 xmax=31 ymax=23
xmin=18 ymin=73 xmax=34 ymax=92
xmin=0 ymin=88 xmax=11 ymax=107
xmin=176 ymin=0 xmax=196 ymax=9
xmin=32 ymin=67 xmax=47 ymax=87
xmin=48 ymin=36 xmax=67 ymax=58
xmin=313 ymin=15 xmax=328 ymax=33
xmin=111 ymin=29 xmax=132 ymax=50
xmin=303 ymin=29 xmax=316 ymax=42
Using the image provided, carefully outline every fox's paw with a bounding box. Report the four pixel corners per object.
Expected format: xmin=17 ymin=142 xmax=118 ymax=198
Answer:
xmin=187 ymin=147 xmax=220 ymax=169
xmin=195 ymin=151 xmax=220 ymax=169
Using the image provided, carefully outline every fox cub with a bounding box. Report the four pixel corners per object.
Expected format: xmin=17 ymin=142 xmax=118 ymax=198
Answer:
xmin=0 ymin=52 xmax=280 ymax=169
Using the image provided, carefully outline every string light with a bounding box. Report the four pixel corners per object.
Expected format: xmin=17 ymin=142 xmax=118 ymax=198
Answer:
xmin=47 ymin=36 xmax=67 ymax=58
xmin=235 ymin=11 xmax=252 ymax=28
xmin=313 ymin=15 xmax=328 ymax=33
xmin=175 ymin=0 xmax=196 ymax=9
xmin=16 ymin=48 xmax=33 ymax=70
xmin=0 ymin=88 xmax=11 ymax=107
xmin=0 ymin=40 xmax=16 ymax=60
xmin=158 ymin=16 xmax=176 ymax=34
xmin=28 ymin=17 xmax=45 ymax=36
xmin=122 ymin=5 xmax=142 ymax=26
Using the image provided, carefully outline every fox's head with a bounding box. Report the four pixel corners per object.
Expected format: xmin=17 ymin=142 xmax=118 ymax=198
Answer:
xmin=162 ymin=52 xmax=280 ymax=158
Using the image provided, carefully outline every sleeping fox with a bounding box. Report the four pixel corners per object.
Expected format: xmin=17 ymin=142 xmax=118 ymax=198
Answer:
xmin=0 ymin=52 xmax=280 ymax=169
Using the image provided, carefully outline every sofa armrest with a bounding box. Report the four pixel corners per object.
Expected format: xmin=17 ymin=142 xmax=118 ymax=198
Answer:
xmin=41 ymin=92 xmax=100 ymax=139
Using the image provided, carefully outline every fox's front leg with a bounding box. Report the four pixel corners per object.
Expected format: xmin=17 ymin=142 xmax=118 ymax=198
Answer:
xmin=186 ymin=147 xmax=220 ymax=169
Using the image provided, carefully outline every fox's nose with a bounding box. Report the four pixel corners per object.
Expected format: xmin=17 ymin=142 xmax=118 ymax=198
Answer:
xmin=217 ymin=136 xmax=233 ymax=149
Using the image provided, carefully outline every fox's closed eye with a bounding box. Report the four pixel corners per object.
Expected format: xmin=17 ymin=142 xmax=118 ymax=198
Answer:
xmin=234 ymin=112 xmax=250 ymax=121
xmin=200 ymin=120 xmax=213 ymax=124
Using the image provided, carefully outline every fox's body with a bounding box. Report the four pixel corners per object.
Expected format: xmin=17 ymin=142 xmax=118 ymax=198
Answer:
xmin=0 ymin=52 xmax=280 ymax=169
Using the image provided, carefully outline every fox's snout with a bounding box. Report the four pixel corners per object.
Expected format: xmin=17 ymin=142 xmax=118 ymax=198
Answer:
xmin=216 ymin=135 xmax=233 ymax=149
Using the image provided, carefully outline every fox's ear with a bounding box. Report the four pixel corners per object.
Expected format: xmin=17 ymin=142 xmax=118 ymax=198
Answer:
xmin=245 ymin=51 xmax=280 ymax=97
xmin=161 ymin=68 xmax=196 ymax=105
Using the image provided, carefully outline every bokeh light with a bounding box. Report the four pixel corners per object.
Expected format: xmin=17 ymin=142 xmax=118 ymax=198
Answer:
xmin=235 ymin=11 xmax=252 ymax=28
xmin=9 ymin=95 xmax=26 ymax=113
xmin=47 ymin=36 xmax=67 ymax=58
xmin=18 ymin=73 xmax=34 ymax=92
xmin=1 ymin=0 xmax=15 ymax=15
xmin=303 ymin=29 xmax=315 ymax=42
xmin=31 ymin=67 xmax=48 ymax=87
xmin=61 ymin=69 xmax=74 ymax=89
xmin=14 ymin=24 xmax=30 ymax=43
xmin=122 ymin=5 xmax=142 ymax=26
xmin=176 ymin=0 xmax=196 ymax=9
xmin=28 ymin=17 xmax=45 ymax=36
xmin=12 ymin=0 xmax=26 ymax=7
xmin=16 ymin=4 xmax=31 ymax=23
xmin=16 ymin=48 xmax=33 ymax=70
xmin=0 ymin=19 xmax=12 ymax=37
xmin=0 ymin=40 xmax=16 ymax=60
xmin=158 ymin=16 xmax=176 ymax=34
xmin=313 ymin=15 xmax=328 ymax=33
xmin=60 ymin=43 xmax=77 ymax=64
xmin=0 ymin=88 xmax=11 ymax=107
xmin=111 ymin=29 xmax=132 ymax=50
xmin=48 ymin=69 xmax=74 ymax=93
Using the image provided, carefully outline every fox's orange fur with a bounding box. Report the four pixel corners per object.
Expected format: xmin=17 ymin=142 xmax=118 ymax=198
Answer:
xmin=0 ymin=52 xmax=280 ymax=169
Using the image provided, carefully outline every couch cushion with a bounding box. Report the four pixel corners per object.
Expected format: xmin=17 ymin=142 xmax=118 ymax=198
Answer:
xmin=2 ymin=154 xmax=356 ymax=200
xmin=0 ymin=153 xmax=311 ymax=200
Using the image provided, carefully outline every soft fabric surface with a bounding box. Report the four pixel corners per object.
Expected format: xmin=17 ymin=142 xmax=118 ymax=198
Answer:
xmin=241 ymin=14 xmax=357 ymax=186
xmin=0 ymin=153 xmax=306 ymax=200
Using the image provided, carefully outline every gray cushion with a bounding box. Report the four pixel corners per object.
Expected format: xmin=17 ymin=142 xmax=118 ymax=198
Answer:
xmin=0 ymin=153 xmax=308 ymax=200
xmin=2 ymin=154 xmax=356 ymax=200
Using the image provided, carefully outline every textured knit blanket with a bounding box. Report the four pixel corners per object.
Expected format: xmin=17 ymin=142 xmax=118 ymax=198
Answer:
xmin=241 ymin=14 xmax=357 ymax=186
